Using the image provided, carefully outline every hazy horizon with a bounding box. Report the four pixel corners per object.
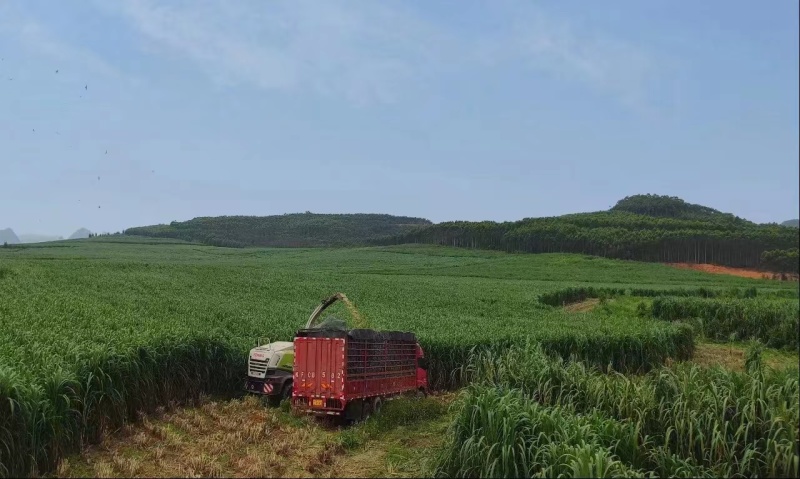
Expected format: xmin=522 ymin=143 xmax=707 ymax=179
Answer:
xmin=2 ymin=0 xmax=798 ymax=235
xmin=3 ymin=206 xmax=800 ymax=240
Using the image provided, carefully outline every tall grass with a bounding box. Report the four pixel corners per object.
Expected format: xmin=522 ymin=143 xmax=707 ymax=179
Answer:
xmin=651 ymin=297 xmax=800 ymax=349
xmin=433 ymin=386 xmax=650 ymax=478
xmin=423 ymin=321 xmax=694 ymax=390
xmin=435 ymin=341 xmax=799 ymax=477
xmin=0 ymin=338 xmax=241 ymax=477
xmin=630 ymin=286 xmax=798 ymax=299
xmin=539 ymin=285 xmax=797 ymax=307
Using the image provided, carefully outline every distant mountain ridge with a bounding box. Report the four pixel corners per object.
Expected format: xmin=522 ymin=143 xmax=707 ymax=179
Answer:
xmin=121 ymin=194 xmax=799 ymax=271
xmin=1 ymin=228 xmax=92 ymax=244
xmin=125 ymin=213 xmax=432 ymax=248
xmin=0 ymin=228 xmax=20 ymax=245
xmin=18 ymin=234 xmax=63 ymax=243
xmin=781 ymin=219 xmax=799 ymax=228
xmin=375 ymin=194 xmax=800 ymax=271
xmin=69 ymin=228 xmax=92 ymax=240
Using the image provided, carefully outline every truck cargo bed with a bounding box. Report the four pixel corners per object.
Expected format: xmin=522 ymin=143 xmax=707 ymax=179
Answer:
xmin=292 ymin=328 xmax=421 ymax=416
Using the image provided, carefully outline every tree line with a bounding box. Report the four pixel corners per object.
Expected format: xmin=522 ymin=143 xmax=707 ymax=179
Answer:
xmin=760 ymin=248 xmax=799 ymax=275
xmin=124 ymin=213 xmax=432 ymax=248
xmin=121 ymin=195 xmax=800 ymax=272
xmin=374 ymin=195 xmax=800 ymax=271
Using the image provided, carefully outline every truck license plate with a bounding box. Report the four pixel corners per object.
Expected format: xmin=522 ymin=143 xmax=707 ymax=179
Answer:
xmin=312 ymin=399 xmax=323 ymax=407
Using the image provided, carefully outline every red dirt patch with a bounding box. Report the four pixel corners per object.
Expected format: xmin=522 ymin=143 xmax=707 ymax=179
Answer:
xmin=667 ymin=263 xmax=797 ymax=281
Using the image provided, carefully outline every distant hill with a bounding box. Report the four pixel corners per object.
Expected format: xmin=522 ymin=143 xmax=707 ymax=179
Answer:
xmin=18 ymin=234 xmax=63 ymax=243
xmin=124 ymin=213 xmax=432 ymax=248
xmin=68 ymin=228 xmax=92 ymax=240
xmin=0 ymin=228 xmax=20 ymax=245
xmin=610 ymin=194 xmax=752 ymax=225
xmin=781 ymin=219 xmax=799 ymax=228
xmin=121 ymin=195 xmax=800 ymax=271
xmin=376 ymin=194 xmax=800 ymax=270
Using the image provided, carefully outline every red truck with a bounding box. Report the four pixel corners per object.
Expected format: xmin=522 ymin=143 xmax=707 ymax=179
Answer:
xmin=292 ymin=326 xmax=429 ymax=422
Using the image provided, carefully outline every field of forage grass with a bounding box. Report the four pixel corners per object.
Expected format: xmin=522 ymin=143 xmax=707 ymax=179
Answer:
xmin=536 ymin=286 xmax=799 ymax=351
xmin=650 ymin=296 xmax=799 ymax=349
xmin=0 ymin=239 xmax=796 ymax=477
xmin=435 ymin=342 xmax=799 ymax=478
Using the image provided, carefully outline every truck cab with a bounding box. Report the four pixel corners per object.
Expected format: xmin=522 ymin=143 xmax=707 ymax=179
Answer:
xmin=245 ymin=340 xmax=294 ymax=405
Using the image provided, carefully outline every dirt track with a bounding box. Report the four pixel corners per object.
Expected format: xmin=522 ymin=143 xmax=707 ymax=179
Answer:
xmin=666 ymin=263 xmax=795 ymax=280
xmin=563 ymin=298 xmax=600 ymax=313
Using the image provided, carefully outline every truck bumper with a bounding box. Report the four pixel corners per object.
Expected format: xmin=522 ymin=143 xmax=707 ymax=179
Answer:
xmin=245 ymin=378 xmax=281 ymax=396
xmin=292 ymin=397 xmax=345 ymax=415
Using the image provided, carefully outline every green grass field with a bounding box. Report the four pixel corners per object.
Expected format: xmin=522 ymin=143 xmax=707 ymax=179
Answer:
xmin=1 ymin=238 xmax=797 ymax=477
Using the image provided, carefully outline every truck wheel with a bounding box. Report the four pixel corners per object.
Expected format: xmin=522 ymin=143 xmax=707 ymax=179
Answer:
xmin=415 ymin=388 xmax=427 ymax=399
xmin=361 ymin=401 xmax=372 ymax=422
xmin=373 ymin=397 xmax=382 ymax=416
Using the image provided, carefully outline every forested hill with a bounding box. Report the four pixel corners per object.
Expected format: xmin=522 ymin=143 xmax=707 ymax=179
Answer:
xmin=123 ymin=195 xmax=798 ymax=271
xmin=124 ymin=213 xmax=432 ymax=248
xmin=781 ymin=219 xmax=799 ymax=228
xmin=610 ymin=194 xmax=753 ymax=224
xmin=376 ymin=194 xmax=800 ymax=272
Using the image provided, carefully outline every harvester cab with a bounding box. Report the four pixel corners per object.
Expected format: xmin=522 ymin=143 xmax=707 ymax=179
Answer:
xmin=245 ymin=293 xmax=365 ymax=406
xmin=245 ymin=339 xmax=295 ymax=405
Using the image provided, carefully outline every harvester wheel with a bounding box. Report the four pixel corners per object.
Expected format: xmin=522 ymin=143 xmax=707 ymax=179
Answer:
xmin=267 ymin=382 xmax=292 ymax=408
xmin=281 ymin=382 xmax=293 ymax=403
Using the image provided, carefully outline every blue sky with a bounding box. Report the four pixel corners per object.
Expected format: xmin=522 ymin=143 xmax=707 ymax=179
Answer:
xmin=1 ymin=0 xmax=798 ymax=236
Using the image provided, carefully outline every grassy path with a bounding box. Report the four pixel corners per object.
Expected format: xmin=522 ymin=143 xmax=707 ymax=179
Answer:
xmin=59 ymin=394 xmax=454 ymax=478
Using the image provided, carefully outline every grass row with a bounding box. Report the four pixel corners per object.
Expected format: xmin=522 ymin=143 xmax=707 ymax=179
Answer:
xmin=0 ymin=338 xmax=242 ymax=477
xmin=538 ymin=285 xmax=797 ymax=307
xmin=649 ymin=297 xmax=800 ymax=350
xmin=424 ymin=312 xmax=695 ymax=390
xmin=433 ymin=341 xmax=799 ymax=477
